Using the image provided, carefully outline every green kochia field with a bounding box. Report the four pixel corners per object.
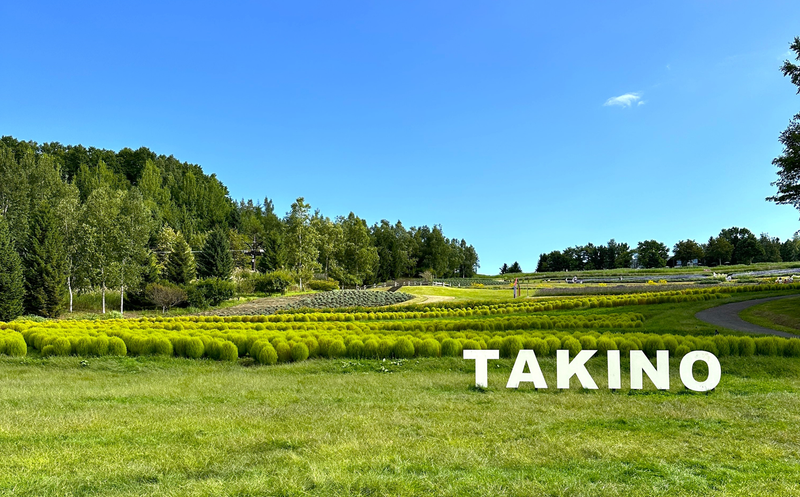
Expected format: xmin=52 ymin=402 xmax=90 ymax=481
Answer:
xmin=1 ymin=355 xmax=800 ymax=496
xmin=2 ymin=285 xmax=800 ymax=496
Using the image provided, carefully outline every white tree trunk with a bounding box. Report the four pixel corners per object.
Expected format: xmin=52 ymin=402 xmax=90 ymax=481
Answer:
xmin=68 ymin=275 xmax=73 ymax=313
xmin=120 ymin=284 xmax=124 ymax=315
xmin=101 ymin=283 xmax=106 ymax=314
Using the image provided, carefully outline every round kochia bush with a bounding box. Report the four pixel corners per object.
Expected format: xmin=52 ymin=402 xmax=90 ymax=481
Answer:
xmin=328 ymin=340 xmax=347 ymax=358
xmin=108 ymin=337 xmax=127 ymax=356
xmin=185 ymin=338 xmax=205 ymax=359
xmin=393 ymin=338 xmax=415 ymax=358
xmin=418 ymin=338 xmax=441 ymax=357
xmin=500 ymin=336 xmax=523 ymax=359
xmin=219 ymin=341 xmax=239 ymax=361
xmin=52 ymin=337 xmax=71 ymax=356
xmin=4 ymin=335 xmax=27 ymax=357
xmin=255 ymin=342 xmax=278 ymax=365
xmin=441 ymin=338 xmax=462 ymax=357
xmin=562 ymin=337 xmax=581 ymax=356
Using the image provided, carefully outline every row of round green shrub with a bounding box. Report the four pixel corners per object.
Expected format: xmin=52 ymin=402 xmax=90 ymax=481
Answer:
xmin=15 ymin=325 xmax=800 ymax=364
xmin=6 ymin=311 xmax=646 ymax=340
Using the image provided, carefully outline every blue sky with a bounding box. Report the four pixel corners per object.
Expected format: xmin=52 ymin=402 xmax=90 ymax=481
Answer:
xmin=1 ymin=1 xmax=799 ymax=274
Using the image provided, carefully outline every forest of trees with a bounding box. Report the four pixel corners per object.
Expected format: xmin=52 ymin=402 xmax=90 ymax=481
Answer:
xmin=535 ymin=229 xmax=800 ymax=272
xmin=0 ymin=136 xmax=480 ymax=319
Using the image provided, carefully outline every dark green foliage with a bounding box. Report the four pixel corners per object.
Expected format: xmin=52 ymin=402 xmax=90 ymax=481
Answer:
xmin=22 ymin=204 xmax=66 ymax=318
xmin=0 ymin=217 xmax=24 ymax=322
xmin=187 ymin=278 xmax=235 ymax=308
xmin=636 ymin=240 xmax=669 ymax=268
xmin=768 ymin=38 xmax=800 ymax=215
xmin=254 ymin=271 xmax=295 ymax=295
xmin=307 ymin=279 xmax=339 ymax=291
xmin=166 ymin=235 xmax=196 ymax=285
xmin=145 ymin=282 xmax=188 ymax=312
xmin=506 ymin=262 xmax=522 ymax=273
xmin=196 ymin=228 xmax=233 ymax=280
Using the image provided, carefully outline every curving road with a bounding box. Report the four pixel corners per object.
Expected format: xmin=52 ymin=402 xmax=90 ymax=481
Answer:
xmin=695 ymin=295 xmax=800 ymax=338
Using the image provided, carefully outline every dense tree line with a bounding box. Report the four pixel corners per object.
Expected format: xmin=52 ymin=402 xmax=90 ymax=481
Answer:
xmin=536 ymin=229 xmax=800 ymax=272
xmin=0 ymin=136 xmax=479 ymax=319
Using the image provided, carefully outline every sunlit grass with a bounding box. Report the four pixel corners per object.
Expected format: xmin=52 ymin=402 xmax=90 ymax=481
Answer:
xmin=740 ymin=296 xmax=800 ymax=333
xmin=1 ymin=355 xmax=799 ymax=496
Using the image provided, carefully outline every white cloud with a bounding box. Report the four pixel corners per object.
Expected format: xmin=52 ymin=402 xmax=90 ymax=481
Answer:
xmin=603 ymin=92 xmax=642 ymax=108
xmin=637 ymin=100 xmax=645 ymax=106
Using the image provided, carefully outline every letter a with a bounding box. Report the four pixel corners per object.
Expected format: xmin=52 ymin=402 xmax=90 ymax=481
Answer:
xmin=506 ymin=350 xmax=548 ymax=389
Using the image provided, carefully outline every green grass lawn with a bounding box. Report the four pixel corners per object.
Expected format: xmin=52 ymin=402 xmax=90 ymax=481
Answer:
xmin=740 ymin=296 xmax=800 ymax=333
xmin=2 ymin=354 xmax=800 ymax=496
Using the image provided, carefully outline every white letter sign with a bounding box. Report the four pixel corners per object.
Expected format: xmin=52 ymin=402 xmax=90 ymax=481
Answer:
xmin=464 ymin=349 xmax=499 ymax=388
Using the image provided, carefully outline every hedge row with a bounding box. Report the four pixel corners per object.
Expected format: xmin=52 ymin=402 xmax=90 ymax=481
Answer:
xmin=6 ymin=312 xmax=645 ymax=344
xmin=11 ymin=325 xmax=800 ymax=365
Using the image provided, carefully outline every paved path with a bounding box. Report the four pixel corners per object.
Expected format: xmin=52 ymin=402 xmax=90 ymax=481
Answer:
xmin=695 ymin=295 xmax=800 ymax=338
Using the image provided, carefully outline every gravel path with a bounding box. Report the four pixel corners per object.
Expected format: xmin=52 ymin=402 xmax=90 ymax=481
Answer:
xmin=695 ymin=295 xmax=800 ymax=338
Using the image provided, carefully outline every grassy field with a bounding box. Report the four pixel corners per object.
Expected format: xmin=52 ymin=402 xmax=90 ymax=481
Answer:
xmin=2 ymin=354 xmax=800 ymax=496
xmin=740 ymin=296 xmax=800 ymax=333
xmin=3 ymin=286 xmax=800 ymax=496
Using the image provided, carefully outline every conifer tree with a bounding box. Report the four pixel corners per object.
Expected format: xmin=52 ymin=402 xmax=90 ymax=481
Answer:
xmin=0 ymin=216 xmax=24 ymax=321
xmin=166 ymin=234 xmax=196 ymax=285
xmin=196 ymin=228 xmax=233 ymax=279
xmin=22 ymin=203 xmax=67 ymax=317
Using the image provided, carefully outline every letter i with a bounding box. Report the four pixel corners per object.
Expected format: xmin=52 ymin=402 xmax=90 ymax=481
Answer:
xmin=607 ymin=350 xmax=621 ymax=390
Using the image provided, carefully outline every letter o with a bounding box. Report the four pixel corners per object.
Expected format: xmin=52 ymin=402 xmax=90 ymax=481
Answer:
xmin=680 ymin=351 xmax=721 ymax=392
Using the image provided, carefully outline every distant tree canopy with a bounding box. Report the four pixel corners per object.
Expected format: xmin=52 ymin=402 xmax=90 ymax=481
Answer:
xmin=0 ymin=136 xmax=480 ymax=317
xmin=535 ymin=228 xmax=797 ymax=273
